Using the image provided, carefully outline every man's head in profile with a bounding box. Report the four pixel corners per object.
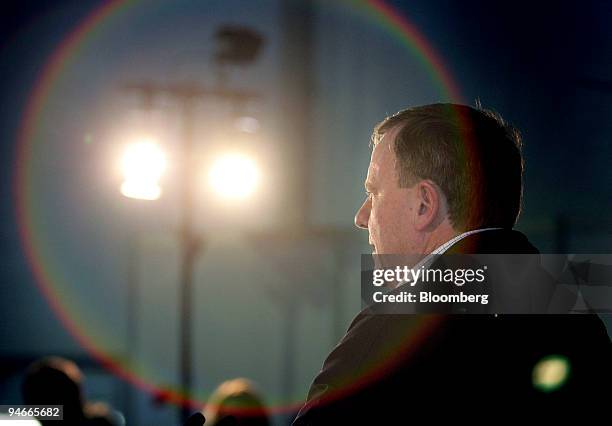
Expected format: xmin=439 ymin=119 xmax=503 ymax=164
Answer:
xmin=355 ymin=103 xmax=523 ymax=256
xmin=295 ymin=103 xmax=612 ymax=426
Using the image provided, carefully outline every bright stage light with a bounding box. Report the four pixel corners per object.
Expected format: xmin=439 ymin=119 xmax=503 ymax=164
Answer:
xmin=120 ymin=139 xmax=166 ymax=200
xmin=208 ymin=153 xmax=259 ymax=200
xmin=121 ymin=139 xmax=166 ymax=181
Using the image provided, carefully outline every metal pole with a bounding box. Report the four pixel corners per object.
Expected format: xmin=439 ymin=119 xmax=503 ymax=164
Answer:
xmin=280 ymin=0 xmax=314 ymax=228
xmin=281 ymin=299 xmax=297 ymax=419
xmin=178 ymin=94 xmax=199 ymax=423
xmin=125 ymin=230 xmax=140 ymax=425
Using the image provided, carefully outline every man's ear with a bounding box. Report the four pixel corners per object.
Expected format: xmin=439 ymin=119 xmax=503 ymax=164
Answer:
xmin=413 ymin=180 xmax=441 ymax=231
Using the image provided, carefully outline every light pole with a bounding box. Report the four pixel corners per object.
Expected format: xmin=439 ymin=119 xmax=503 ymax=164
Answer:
xmin=175 ymin=89 xmax=200 ymax=424
xmin=121 ymin=83 xmax=260 ymax=423
xmin=119 ymin=26 xmax=264 ymax=424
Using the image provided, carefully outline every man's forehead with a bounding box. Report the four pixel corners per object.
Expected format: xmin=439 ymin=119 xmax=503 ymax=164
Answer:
xmin=367 ymin=130 xmax=397 ymax=183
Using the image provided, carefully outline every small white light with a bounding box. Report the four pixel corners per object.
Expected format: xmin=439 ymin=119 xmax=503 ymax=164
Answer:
xmin=120 ymin=180 xmax=162 ymax=201
xmin=119 ymin=139 xmax=166 ymax=201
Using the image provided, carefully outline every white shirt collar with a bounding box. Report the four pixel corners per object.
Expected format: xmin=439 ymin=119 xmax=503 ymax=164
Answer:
xmin=430 ymin=227 xmax=503 ymax=256
xmin=395 ymin=227 xmax=502 ymax=288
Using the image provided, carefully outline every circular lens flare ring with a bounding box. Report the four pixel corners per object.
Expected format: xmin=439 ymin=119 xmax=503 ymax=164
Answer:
xmin=15 ymin=0 xmax=463 ymax=413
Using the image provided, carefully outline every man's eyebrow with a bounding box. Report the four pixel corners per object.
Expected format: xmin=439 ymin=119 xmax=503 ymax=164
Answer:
xmin=365 ymin=181 xmax=375 ymax=192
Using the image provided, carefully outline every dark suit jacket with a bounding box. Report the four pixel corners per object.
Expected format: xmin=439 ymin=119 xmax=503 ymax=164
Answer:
xmin=293 ymin=230 xmax=612 ymax=424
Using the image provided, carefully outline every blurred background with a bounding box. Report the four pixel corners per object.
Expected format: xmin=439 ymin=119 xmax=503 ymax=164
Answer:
xmin=0 ymin=0 xmax=610 ymax=425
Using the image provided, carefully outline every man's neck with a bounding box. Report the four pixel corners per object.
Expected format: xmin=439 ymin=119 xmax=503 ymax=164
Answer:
xmin=422 ymin=224 xmax=460 ymax=255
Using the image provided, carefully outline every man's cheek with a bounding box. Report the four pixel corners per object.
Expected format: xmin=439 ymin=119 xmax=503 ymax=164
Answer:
xmin=372 ymin=214 xmax=388 ymax=250
xmin=370 ymin=208 xmax=382 ymax=235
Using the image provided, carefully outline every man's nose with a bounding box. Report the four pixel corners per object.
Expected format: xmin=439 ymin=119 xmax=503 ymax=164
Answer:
xmin=355 ymin=198 xmax=370 ymax=229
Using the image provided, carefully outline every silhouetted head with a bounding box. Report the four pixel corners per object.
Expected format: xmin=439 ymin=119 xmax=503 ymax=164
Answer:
xmin=22 ymin=357 xmax=85 ymax=422
xmin=205 ymin=378 xmax=269 ymax=426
